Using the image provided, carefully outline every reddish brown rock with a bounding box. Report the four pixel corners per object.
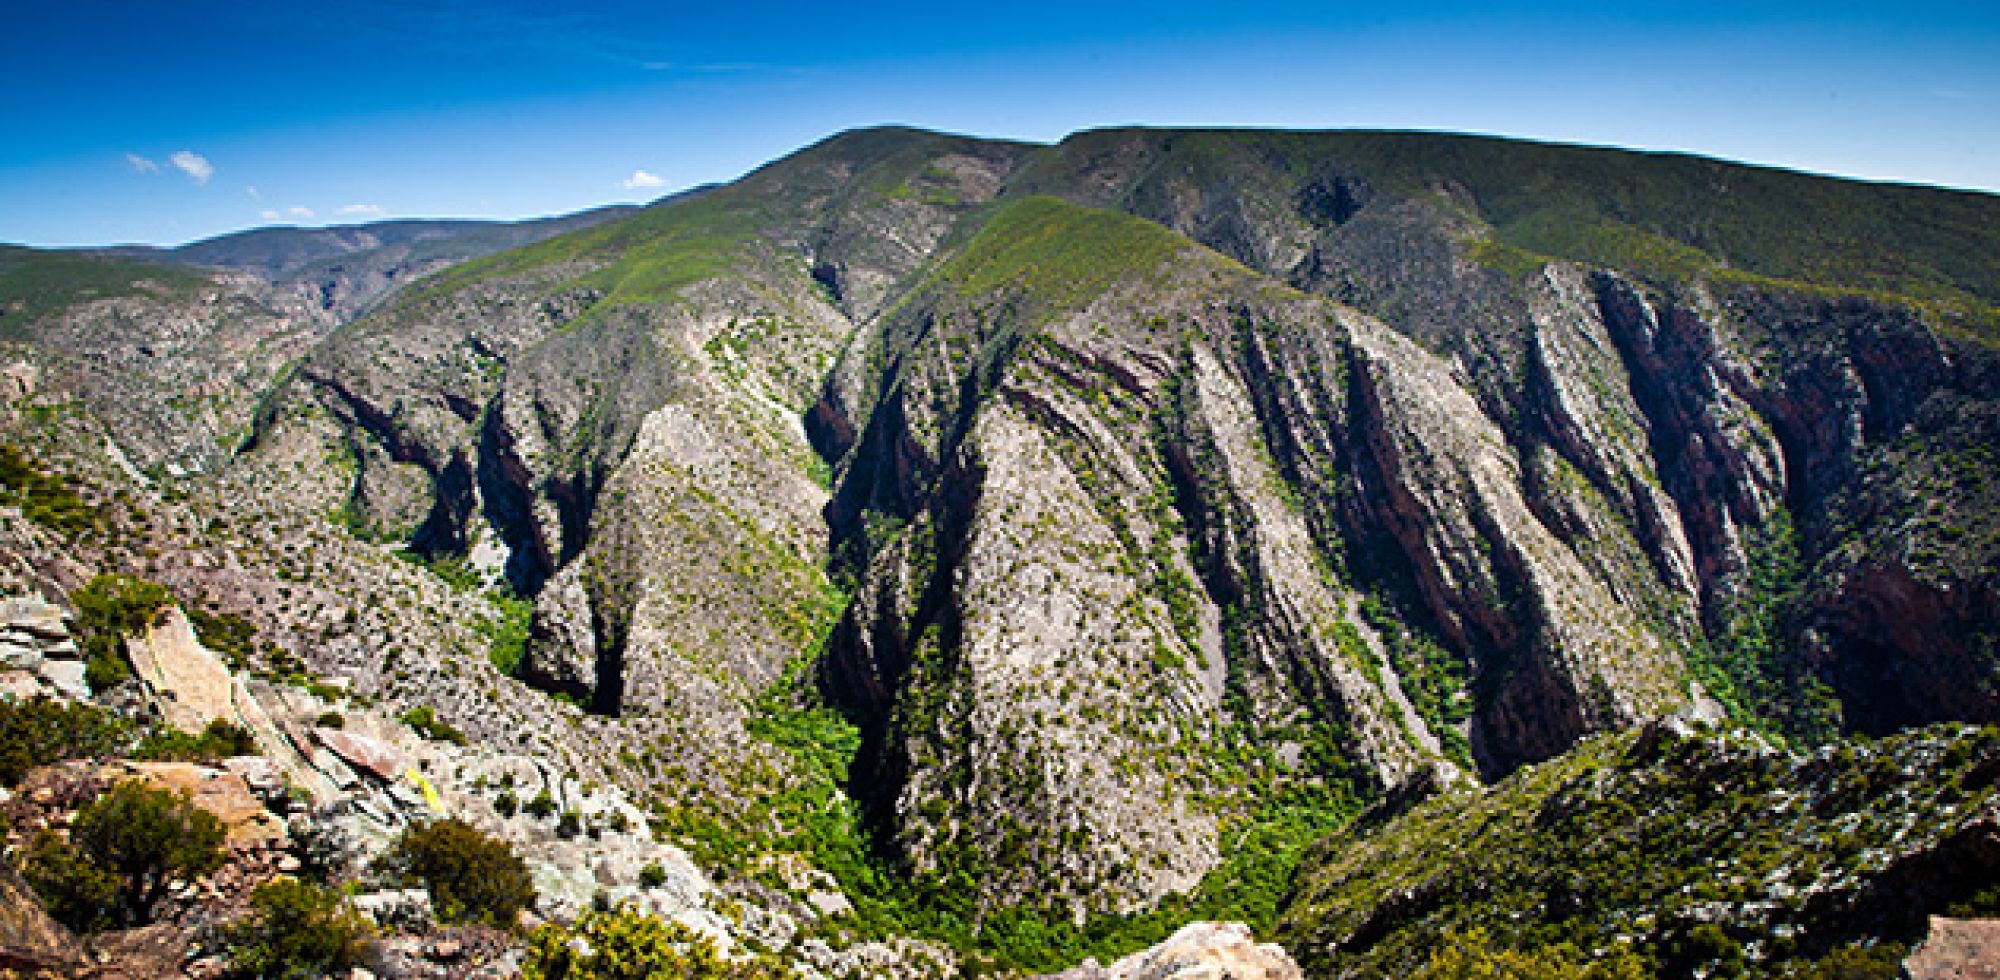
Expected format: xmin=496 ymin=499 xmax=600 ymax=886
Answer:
xmin=315 ymin=730 xmax=407 ymax=782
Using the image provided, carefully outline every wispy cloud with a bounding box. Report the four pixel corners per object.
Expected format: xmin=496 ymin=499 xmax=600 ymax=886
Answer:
xmin=621 ymin=169 xmax=666 ymax=189
xmin=286 ymin=205 xmax=316 ymax=219
xmin=245 ymin=185 xmax=261 ymax=199
xmin=338 ymin=203 xmax=386 ymax=216
xmin=638 ymin=59 xmax=778 ymax=74
xmin=125 ymin=153 xmax=160 ymax=173
xmin=259 ymin=209 xmax=282 ymax=221
xmin=169 ymin=150 xmax=214 ymax=184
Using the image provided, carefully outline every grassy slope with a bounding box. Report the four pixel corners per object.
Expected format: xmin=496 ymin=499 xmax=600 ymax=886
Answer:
xmin=0 ymin=246 xmax=213 ymax=333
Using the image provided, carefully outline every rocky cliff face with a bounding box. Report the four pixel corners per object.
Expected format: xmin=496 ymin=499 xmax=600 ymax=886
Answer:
xmin=3 ymin=125 xmax=1997 ymax=948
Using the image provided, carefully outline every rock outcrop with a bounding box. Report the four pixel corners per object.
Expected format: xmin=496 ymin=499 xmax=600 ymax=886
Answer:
xmin=1038 ymin=922 xmax=1303 ymax=980
xmin=1904 ymin=916 xmax=2000 ymax=980
xmin=0 ymin=596 xmax=87 ymax=701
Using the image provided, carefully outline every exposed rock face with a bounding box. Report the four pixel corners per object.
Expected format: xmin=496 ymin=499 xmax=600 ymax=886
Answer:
xmin=0 ymin=860 xmax=88 ymax=976
xmin=1037 ymin=922 xmax=1303 ymax=980
xmin=1904 ymin=916 xmax=2000 ymax=980
xmin=0 ymin=595 xmax=88 ymax=701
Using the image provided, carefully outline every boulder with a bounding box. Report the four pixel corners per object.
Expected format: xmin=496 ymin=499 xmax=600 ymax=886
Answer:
xmin=317 ymin=730 xmax=408 ymax=782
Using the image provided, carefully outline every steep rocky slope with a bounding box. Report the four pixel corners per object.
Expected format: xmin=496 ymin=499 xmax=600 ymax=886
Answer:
xmin=1278 ymin=720 xmax=2000 ymax=978
xmin=2 ymin=124 xmax=1998 ymax=972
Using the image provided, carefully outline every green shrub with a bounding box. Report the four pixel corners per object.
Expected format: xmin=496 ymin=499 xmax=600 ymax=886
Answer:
xmin=226 ymin=877 xmax=372 ymax=978
xmin=45 ymin=780 xmax=228 ymax=926
xmin=399 ymin=705 xmax=468 ymax=745
xmin=382 ymin=819 xmax=534 ymax=928
xmin=188 ymin=609 xmax=259 ymax=671
xmin=525 ymin=789 xmax=557 ymax=819
xmin=638 ymin=863 xmax=667 ymax=889
xmin=71 ymin=573 xmax=173 ymax=692
xmin=0 ymin=696 xmax=130 ymax=785
xmin=522 ymin=904 xmax=793 ymax=979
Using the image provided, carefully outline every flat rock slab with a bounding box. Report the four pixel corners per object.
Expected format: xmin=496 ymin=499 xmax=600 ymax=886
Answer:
xmin=318 ymin=729 xmax=409 ymax=782
xmin=127 ymin=606 xmax=236 ymax=732
xmin=1906 ymin=916 xmax=2000 ymax=980
xmin=103 ymin=761 xmax=287 ymax=845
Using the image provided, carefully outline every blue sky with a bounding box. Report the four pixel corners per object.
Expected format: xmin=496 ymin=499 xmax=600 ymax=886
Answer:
xmin=4 ymin=0 xmax=1997 ymax=246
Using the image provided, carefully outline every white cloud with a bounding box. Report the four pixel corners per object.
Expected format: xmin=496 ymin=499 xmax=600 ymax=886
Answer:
xmin=169 ymin=150 xmax=214 ymax=184
xmin=286 ymin=205 xmax=315 ymax=219
xmin=125 ymin=153 xmax=159 ymax=173
xmin=245 ymin=185 xmax=261 ymax=199
xmin=259 ymin=209 xmax=282 ymax=221
xmin=338 ymin=203 xmax=385 ymax=216
xmin=621 ymin=169 xmax=666 ymax=189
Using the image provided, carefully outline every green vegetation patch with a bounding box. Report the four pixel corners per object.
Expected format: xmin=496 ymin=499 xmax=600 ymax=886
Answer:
xmin=940 ymin=196 xmax=1190 ymax=313
xmin=70 ymin=572 xmax=173 ymax=691
xmin=0 ymin=443 xmax=99 ymax=536
xmin=0 ymin=246 xmax=210 ymax=331
xmin=0 ymin=696 xmax=131 ymax=785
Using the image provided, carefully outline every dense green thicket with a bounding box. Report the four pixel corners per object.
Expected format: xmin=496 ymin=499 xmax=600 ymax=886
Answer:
xmin=0 ymin=696 xmax=130 ymax=784
xmin=1692 ymin=510 xmax=1841 ymax=743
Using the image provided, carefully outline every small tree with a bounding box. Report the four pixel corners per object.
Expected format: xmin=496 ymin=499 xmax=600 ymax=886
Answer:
xmin=227 ymin=877 xmax=372 ymax=978
xmin=70 ymin=780 xmax=227 ymax=925
xmin=383 ymin=819 xmax=535 ymax=928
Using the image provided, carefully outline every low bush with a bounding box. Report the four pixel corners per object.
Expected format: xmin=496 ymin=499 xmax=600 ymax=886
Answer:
xmin=226 ymin=877 xmax=373 ymax=978
xmin=381 ymin=819 xmax=534 ymax=928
